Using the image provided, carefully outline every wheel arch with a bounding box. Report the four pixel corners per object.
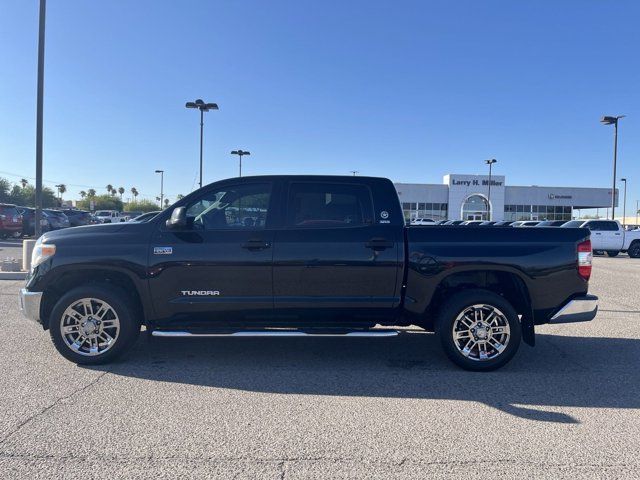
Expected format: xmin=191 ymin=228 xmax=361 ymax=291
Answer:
xmin=40 ymin=266 xmax=147 ymax=330
xmin=425 ymin=268 xmax=535 ymax=346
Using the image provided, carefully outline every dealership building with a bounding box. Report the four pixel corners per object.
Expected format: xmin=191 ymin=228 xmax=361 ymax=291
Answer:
xmin=394 ymin=174 xmax=616 ymax=222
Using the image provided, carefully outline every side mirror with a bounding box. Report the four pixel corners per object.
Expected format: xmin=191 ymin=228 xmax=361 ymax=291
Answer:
xmin=166 ymin=207 xmax=187 ymax=229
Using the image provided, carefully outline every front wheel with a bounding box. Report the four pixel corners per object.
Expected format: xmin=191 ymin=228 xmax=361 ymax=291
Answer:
xmin=436 ymin=290 xmax=522 ymax=371
xmin=49 ymin=285 xmax=140 ymax=365
xmin=606 ymin=250 xmax=620 ymax=257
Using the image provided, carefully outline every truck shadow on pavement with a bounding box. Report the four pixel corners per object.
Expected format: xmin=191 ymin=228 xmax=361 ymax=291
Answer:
xmin=91 ymin=331 xmax=640 ymax=425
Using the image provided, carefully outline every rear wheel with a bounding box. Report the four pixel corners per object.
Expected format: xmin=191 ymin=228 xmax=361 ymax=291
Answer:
xmin=49 ymin=285 xmax=140 ymax=365
xmin=628 ymin=242 xmax=640 ymax=259
xmin=436 ymin=289 xmax=522 ymax=371
xmin=606 ymin=250 xmax=620 ymax=257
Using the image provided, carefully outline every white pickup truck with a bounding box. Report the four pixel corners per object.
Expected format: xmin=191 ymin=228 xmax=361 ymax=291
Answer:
xmin=563 ymin=219 xmax=640 ymax=258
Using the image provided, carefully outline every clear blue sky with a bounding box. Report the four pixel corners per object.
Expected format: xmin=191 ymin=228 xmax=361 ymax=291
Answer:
xmin=1 ymin=0 xmax=639 ymax=206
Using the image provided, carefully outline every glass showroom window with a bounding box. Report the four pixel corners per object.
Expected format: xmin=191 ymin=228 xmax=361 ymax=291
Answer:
xmin=461 ymin=195 xmax=490 ymax=221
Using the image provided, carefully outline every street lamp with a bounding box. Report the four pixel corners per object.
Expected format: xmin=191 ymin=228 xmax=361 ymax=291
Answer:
xmin=186 ymin=99 xmax=219 ymax=189
xmin=350 ymin=170 xmax=359 ymax=176
xmin=231 ymin=150 xmax=250 ymax=177
xmin=600 ymin=115 xmax=625 ymax=220
xmin=620 ymin=178 xmax=627 ymax=227
xmin=484 ymin=159 xmax=497 ymax=220
xmin=155 ymin=170 xmax=164 ymax=208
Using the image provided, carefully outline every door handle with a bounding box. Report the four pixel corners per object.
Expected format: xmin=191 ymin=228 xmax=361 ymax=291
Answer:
xmin=241 ymin=239 xmax=271 ymax=250
xmin=365 ymin=238 xmax=394 ymax=250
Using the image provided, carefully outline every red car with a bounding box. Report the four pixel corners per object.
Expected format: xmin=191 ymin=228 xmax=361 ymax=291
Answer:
xmin=0 ymin=203 xmax=23 ymax=238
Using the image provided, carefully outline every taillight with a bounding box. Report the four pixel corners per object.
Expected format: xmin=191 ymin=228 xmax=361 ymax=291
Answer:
xmin=578 ymin=239 xmax=592 ymax=281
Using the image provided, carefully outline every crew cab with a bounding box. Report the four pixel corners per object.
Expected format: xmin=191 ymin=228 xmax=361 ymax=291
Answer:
xmin=562 ymin=219 xmax=640 ymax=258
xmin=19 ymin=175 xmax=598 ymax=371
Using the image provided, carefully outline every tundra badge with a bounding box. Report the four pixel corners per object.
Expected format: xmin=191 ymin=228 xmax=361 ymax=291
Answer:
xmin=153 ymin=246 xmax=173 ymax=255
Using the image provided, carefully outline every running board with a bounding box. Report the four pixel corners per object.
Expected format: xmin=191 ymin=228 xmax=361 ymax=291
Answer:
xmin=151 ymin=330 xmax=399 ymax=338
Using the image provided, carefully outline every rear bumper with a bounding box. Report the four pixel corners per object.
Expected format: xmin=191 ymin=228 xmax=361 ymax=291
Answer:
xmin=550 ymin=294 xmax=598 ymax=324
xmin=19 ymin=288 xmax=43 ymax=324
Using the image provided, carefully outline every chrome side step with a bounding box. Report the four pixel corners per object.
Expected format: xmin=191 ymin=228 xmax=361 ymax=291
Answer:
xmin=151 ymin=330 xmax=399 ymax=338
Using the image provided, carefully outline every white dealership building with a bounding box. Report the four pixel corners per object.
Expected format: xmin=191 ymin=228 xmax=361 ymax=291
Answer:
xmin=394 ymin=174 xmax=616 ymax=222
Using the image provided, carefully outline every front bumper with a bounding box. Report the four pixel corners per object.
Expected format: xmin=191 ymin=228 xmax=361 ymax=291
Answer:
xmin=550 ymin=294 xmax=598 ymax=324
xmin=19 ymin=288 xmax=43 ymax=324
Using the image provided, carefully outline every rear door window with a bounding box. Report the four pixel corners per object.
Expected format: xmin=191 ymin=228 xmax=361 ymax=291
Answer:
xmin=286 ymin=182 xmax=374 ymax=228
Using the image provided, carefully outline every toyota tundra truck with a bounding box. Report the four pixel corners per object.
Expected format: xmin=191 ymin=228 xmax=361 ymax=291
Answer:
xmin=20 ymin=175 xmax=598 ymax=371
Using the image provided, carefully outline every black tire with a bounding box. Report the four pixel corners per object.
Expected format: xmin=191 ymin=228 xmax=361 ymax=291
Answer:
xmin=628 ymin=242 xmax=640 ymax=259
xmin=606 ymin=250 xmax=620 ymax=257
xmin=49 ymin=284 xmax=140 ymax=365
xmin=435 ymin=289 xmax=522 ymax=371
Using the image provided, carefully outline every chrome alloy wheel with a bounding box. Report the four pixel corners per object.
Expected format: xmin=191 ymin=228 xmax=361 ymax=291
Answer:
xmin=452 ymin=304 xmax=511 ymax=362
xmin=59 ymin=298 xmax=120 ymax=356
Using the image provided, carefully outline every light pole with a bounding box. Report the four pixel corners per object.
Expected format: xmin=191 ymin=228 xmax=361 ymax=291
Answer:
xmin=186 ymin=99 xmax=218 ymax=189
xmin=34 ymin=0 xmax=46 ymax=237
xmin=231 ymin=150 xmax=250 ymax=177
xmin=350 ymin=170 xmax=359 ymax=176
xmin=600 ymin=115 xmax=625 ymax=220
xmin=636 ymin=200 xmax=639 ymax=228
xmin=620 ymin=178 xmax=627 ymax=227
xmin=155 ymin=170 xmax=164 ymax=208
xmin=484 ymin=159 xmax=497 ymax=220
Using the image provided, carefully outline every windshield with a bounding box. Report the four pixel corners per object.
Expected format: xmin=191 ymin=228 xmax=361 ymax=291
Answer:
xmin=561 ymin=220 xmax=585 ymax=228
xmin=95 ymin=211 xmax=111 ymax=216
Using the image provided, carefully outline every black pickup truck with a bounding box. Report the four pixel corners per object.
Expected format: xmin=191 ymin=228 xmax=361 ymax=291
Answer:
xmin=20 ymin=175 xmax=598 ymax=370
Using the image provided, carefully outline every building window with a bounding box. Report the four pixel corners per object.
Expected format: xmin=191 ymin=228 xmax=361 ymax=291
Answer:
xmin=403 ymin=202 xmax=448 ymax=222
xmin=461 ymin=194 xmax=490 ymax=221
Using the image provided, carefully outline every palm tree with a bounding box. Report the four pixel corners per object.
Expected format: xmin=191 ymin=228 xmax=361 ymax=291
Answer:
xmin=118 ymin=187 xmax=125 ymax=198
xmin=20 ymin=178 xmax=28 ymax=189
xmin=87 ymin=189 xmax=96 ymax=197
xmin=130 ymin=187 xmax=139 ymax=199
xmin=164 ymin=198 xmax=170 ymax=208
xmin=106 ymin=184 xmax=113 ymax=195
xmin=176 ymin=194 xmax=184 ymax=200
xmin=57 ymin=184 xmax=67 ymax=204
xmin=79 ymin=190 xmax=87 ymax=199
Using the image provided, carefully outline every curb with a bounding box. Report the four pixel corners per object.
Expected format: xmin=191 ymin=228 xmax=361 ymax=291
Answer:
xmin=0 ymin=272 xmax=27 ymax=281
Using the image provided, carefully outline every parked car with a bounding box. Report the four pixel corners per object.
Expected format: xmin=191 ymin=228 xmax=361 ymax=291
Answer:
xmin=460 ymin=220 xmax=486 ymax=226
xmin=130 ymin=211 xmax=162 ymax=222
xmin=512 ymin=221 xmax=540 ymax=227
xmin=43 ymin=210 xmax=70 ymax=230
xmin=59 ymin=209 xmax=93 ymax=227
xmin=17 ymin=207 xmax=50 ymax=237
xmin=492 ymin=221 xmax=514 ymax=227
xmin=534 ymin=220 xmax=567 ymax=227
xmin=21 ymin=175 xmax=597 ymax=371
xmin=94 ymin=210 xmax=125 ymax=223
xmin=410 ymin=218 xmax=436 ymax=226
xmin=0 ymin=203 xmax=23 ymax=238
xmin=479 ymin=221 xmax=496 ymax=226
xmin=443 ymin=220 xmax=465 ymax=225
xmin=435 ymin=220 xmax=449 ymax=225
xmin=564 ymin=219 xmax=640 ymax=258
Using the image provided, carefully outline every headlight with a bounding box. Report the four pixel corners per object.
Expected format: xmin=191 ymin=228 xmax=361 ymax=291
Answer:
xmin=31 ymin=241 xmax=56 ymax=272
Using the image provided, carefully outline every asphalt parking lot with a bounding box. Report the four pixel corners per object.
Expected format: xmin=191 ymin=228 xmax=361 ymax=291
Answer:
xmin=0 ymin=256 xmax=638 ymax=479
xmin=0 ymin=239 xmax=22 ymax=262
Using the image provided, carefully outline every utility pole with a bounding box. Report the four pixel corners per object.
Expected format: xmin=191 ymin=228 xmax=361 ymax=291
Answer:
xmin=35 ymin=0 xmax=46 ymax=237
